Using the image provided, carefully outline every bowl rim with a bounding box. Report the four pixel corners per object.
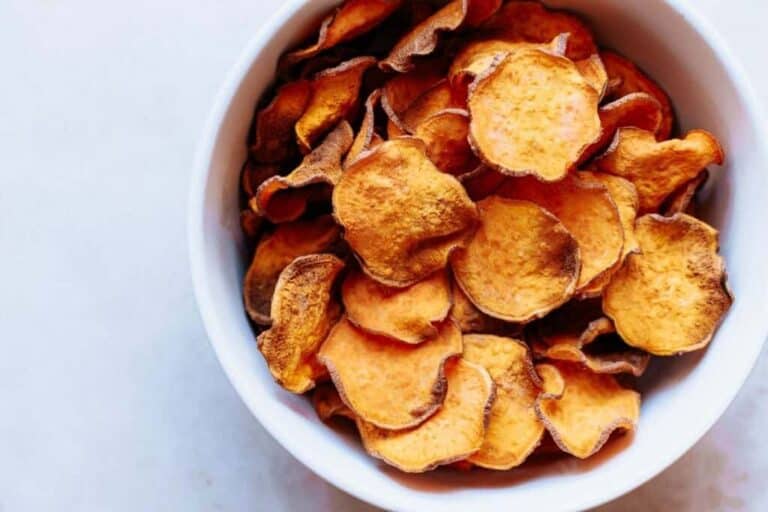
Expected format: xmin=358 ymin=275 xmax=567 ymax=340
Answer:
xmin=188 ymin=0 xmax=768 ymax=510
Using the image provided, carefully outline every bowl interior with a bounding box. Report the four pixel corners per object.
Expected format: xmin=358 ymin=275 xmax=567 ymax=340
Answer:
xmin=190 ymin=0 xmax=768 ymax=510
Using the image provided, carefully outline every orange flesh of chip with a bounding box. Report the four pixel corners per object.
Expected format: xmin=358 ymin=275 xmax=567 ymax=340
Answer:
xmin=333 ymin=137 xmax=478 ymax=287
xmin=541 ymin=337 xmax=650 ymax=377
xmin=313 ymin=383 xmax=356 ymax=421
xmin=603 ymin=214 xmax=732 ymax=355
xmin=463 ymin=335 xmax=544 ymax=469
xmin=451 ymin=196 xmax=580 ymax=322
xmin=414 ymin=109 xmax=479 ymax=176
xmin=574 ymin=54 xmax=608 ymax=100
xmin=381 ymin=59 xmax=446 ymax=133
xmin=240 ymin=209 xmax=263 ymax=239
xmin=345 ymin=89 xmax=381 ymax=167
xmin=257 ymin=254 xmax=345 ymax=393
xmin=536 ymin=362 xmax=640 ymax=458
xmin=662 ymin=169 xmax=708 ymax=216
xmin=468 ymin=49 xmax=601 ymax=182
xmin=241 ymin=161 xmax=280 ymax=198
xmin=342 ymin=268 xmax=452 ymax=344
xmin=357 ymin=358 xmax=494 ymax=472
xmin=402 ymin=80 xmax=465 ymax=132
xmin=319 ymin=317 xmax=463 ymax=429
xmin=250 ymin=80 xmax=312 ymax=163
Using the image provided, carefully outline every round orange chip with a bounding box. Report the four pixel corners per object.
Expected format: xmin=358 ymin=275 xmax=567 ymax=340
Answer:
xmin=451 ymin=196 xmax=580 ymax=323
xmin=468 ymin=49 xmax=601 ymax=182
xmin=414 ymin=109 xmax=479 ymax=176
xmin=250 ymin=80 xmax=311 ymax=163
xmin=333 ymin=138 xmax=478 ymax=287
xmin=319 ymin=318 xmax=463 ymax=429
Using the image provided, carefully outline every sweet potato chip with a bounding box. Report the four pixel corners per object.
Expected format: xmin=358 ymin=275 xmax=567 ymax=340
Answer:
xmin=257 ymin=254 xmax=345 ymax=393
xmin=538 ymin=335 xmax=650 ymax=377
xmin=535 ymin=361 xmax=640 ymax=458
xmin=603 ymin=214 xmax=732 ymax=355
xmin=243 ymin=215 xmax=341 ymax=324
xmin=594 ymin=127 xmax=724 ymax=212
xmin=342 ymin=268 xmax=451 ymax=343
xmin=662 ymin=169 xmax=708 ymax=216
xmin=381 ymin=59 xmax=446 ymax=133
xmin=253 ymin=122 xmax=354 ymax=222
xmin=345 ymin=89 xmax=381 ymax=167
xmin=481 ymin=1 xmax=597 ymax=60
xmin=401 ymin=80 xmax=464 ymax=132
xmin=282 ymin=0 xmax=402 ymax=66
xmin=250 ymin=80 xmax=311 ymax=163
xmin=241 ymin=161 xmax=280 ymax=198
xmin=535 ymin=363 xmax=565 ymax=399
xmin=414 ymin=109 xmax=479 ymax=175
xmin=357 ymin=358 xmax=494 ymax=472
xmin=574 ymin=54 xmax=608 ymax=100
xmin=468 ymin=50 xmax=601 ymax=182
xmin=601 ymin=50 xmax=674 ymax=139
xmin=240 ymin=209 xmax=263 ymax=240
xmin=295 ymin=56 xmax=376 ymax=151
xmin=499 ymin=175 xmax=624 ymax=292
xmin=319 ymin=317 xmax=463 ymax=429
xmin=451 ymin=196 xmax=580 ymax=322
xmin=313 ymin=382 xmax=355 ymax=421
xmin=333 ymin=138 xmax=478 ymax=286
xmin=450 ymin=282 xmax=510 ymax=334
xmin=459 ymin=165 xmax=505 ymax=200
xmin=463 ymin=335 xmax=544 ymax=469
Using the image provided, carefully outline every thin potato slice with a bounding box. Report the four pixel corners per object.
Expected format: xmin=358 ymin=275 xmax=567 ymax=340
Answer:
xmin=257 ymin=254 xmax=345 ymax=393
xmin=414 ymin=109 xmax=479 ymax=176
xmin=450 ymin=282 xmax=510 ymax=334
xmin=313 ymin=383 xmax=355 ymax=421
xmin=535 ymin=362 xmax=640 ymax=458
xmin=468 ymin=50 xmax=601 ymax=182
xmin=241 ymin=161 xmax=280 ymax=198
xmin=250 ymin=80 xmax=311 ymax=163
xmin=295 ymin=56 xmax=376 ymax=151
xmin=603 ymin=214 xmax=732 ymax=355
xmin=282 ymin=0 xmax=402 ymax=66
xmin=402 ymin=80 xmax=464 ymax=132
xmin=357 ymin=358 xmax=494 ymax=472
xmin=243 ymin=215 xmax=341 ymax=324
xmin=499 ymin=175 xmax=624 ymax=292
xmin=463 ymin=335 xmax=544 ymax=469
xmin=333 ymin=138 xmax=478 ymax=287
xmin=342 ymin=268 xmax=452 ymax=344
xmin=345 ymin=89 xmax=381 ymax=167
xmin=481 ymin=1 xmax=597 ymax=60
xmin=319 ymin=318 xmax=463 ymax=429
xmin=535 ymin=363 xmax=565 ymax=399
xmin=253 ymin=122 xmax=354 ymax=223
xmin=537 ymin=336 xmax=650 ymax=377
xmin=381 ymin=59 xmax=446 ymax=134
xmin=574 ymin=54 xmax=608 ymax=100
xmin=662 ymin=169 xmax=708 ymax=216
xmin=594 ymin=127 xmax=724 ymax=213
xmin=451 ymin=197 xmax=580 ymax=322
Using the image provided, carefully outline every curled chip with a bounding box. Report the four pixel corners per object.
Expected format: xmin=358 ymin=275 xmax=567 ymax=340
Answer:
xmin=580 ymin=92 xmax=663 ymax=163
xmin=380 ymin=0 xmax=501 ymax=73
xmin=257 ymin=254 xmax=345 ymax=393
xmin=594 ymin=127 xmax=724 ymax=213
xmin=603 ymin=214 xmax=732 ymax=355
xmin=295 ymin=56 xmax=376 ymax=152
xmin=381 ymin=59 xmax=446 ymax=134
xmin=357 ymin=358 xmax=494 ymax=472
xmin=333 ymin=138 xmax=478 ymax=287
xmin=451 ymin=196 xmax=580 ymax=323
xmin=601 ymin=50 xmax=675 ymax=140
xmin=481 ymin=1 xmax=597 ymax=60
xmin=499 ymin=175 xmax=624 ymax=293
xmin=535 ymin=362 xmax=640 ymax=458
xmin=243 ymin=215 xmax=340 ymax=324
xmin=240 ymin=209 xmax=263 ymax=240
xmin=468 ymin=49 xmax=601 ymax=182
xmin=450 ymin=282 xmax=510 ymax=334
xmin=313 ymin=383 xmax=355 ymax=421
xmin=463 ymin=335 xmax=544 ymax=469
xmin=342 ymin=268 xmax=451 ymax=344
xmin=253 ymin=122 xmax=353 ymax=223
xmin=401 ymin=80 xmax=464 ymax=132
xmin=574 ymin=54 xmax=608 ymax=100
xmin=414 ymin=109 xmax=479 ymax=176
xmin=319 ymin=317 xmax=463 ymax=429
xmin=241 ymin=160 xmax=280 ymax=198
xmin=345 ymin=89 xmax=381 ymax=167
xmin=535 ymin=363 xmax=565 ymax=399
xmin=459 ymin=165 xmax=506 ymax=200
xmin=663 ymin=169 xmax=708 ymax=216
xmin=537 ymin=335 xmax=650 ymax=377
xmin=281 ymin=0 xmax=402 ymax=66
xmin=250 ymin=80 xmax=311 ymax=163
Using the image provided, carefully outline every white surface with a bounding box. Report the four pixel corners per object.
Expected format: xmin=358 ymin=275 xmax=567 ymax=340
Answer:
xmin=0 ymin=0 xmax=765 ymax=511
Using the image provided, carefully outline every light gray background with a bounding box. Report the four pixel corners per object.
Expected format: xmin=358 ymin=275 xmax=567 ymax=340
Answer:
xmin=0 ymin=1 xmax=765 ymax=510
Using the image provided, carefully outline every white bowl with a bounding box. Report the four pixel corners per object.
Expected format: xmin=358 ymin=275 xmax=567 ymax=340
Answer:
xmin=189 ymin=1 xmax=768 ymax=510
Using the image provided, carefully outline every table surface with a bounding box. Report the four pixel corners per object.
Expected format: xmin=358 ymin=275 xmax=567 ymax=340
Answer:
xmin=1 ymin=1 xmax=766 ymax=510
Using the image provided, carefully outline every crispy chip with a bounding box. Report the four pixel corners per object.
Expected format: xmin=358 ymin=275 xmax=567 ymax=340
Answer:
xmin=313 ymin=383 xmax=355 ymax=421
xmin=295 ymin=57 xmax=376 ymax=151
xmin=662 ymin=169 xmax=708 ymax=216
xmin=345 ymin=89 xmax=381 ymax=167
xmin=381 ymin=59 xmax=446 ymax=133
xmin=459 ymin=165 xmax=506 ymax=200
xmin=537 ymin=335 xmax=650 ymax=377
xmin=463 ymin=335 xmax=544 ymax=469
xmin=250 ymin=80 xmax=311 ymax=163
xmin=574 ymin=54 xmax=608 ymax=100
xmin=481 ymin=1 xmax=597 ymax=60
xmin=603 ymin=214 xmax=732 ymax=355
xmin=357 ymin=358 xmax=494 ymax=472
xmin=414 ymin=109 xmax=479 ymax=175
xmin=450 ymin=282 xmax=511 ymax=334
xmin=241 ymin=161 xmax=280 ymax=198
xmin=342 ymin=268 xmax=452 ymax=343
xmin=282 ymin=0 xmax=402 ymax=66
xmin=333 ymin=138 xmax=478 ymax=286
xmin=243 ymin=215 xmax=341 ymax=325
xmin=319 ymin=317 xmax=463 ymax=429
xmin=468 ymin=50 xmax=601 ymax=182
xmin=499 ymin=175 xmax=624 ymax=292
xmin=401 ymin=80 xmax=464 ymax=132
xmin=451 ymin=196 xmax=580 ymax=322
xmin=535 ymin=362 xmax=640 ymax=458
xmin=594 ymin=127 xmax=724 ymax=213
xmin=535 ymin=363 xmax=565 ymax=399
xmin=240 ymin=209 xmax=263 ymax=240
xmin=257 ymin=254 xmax=345 ymax=393
xmin=253 ymin=122 xmax=354 ymax=222
xmin=601 ymin=50 xmax=674 ymax=139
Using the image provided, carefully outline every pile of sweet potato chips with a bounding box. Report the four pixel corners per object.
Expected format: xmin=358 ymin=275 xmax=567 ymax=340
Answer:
xmin=239 ymin=0 xmax=732 ymax=473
